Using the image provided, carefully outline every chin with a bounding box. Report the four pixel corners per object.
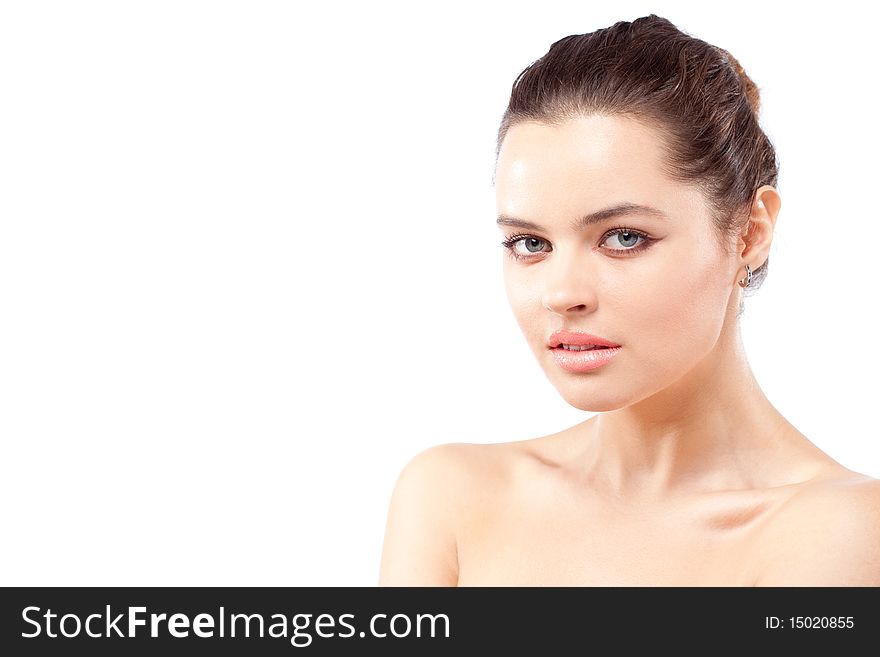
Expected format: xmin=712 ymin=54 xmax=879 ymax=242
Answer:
xmin=559 ymin=392 xmax=630 ymax=413
xmin=546 ymin=378 xmax=633 ymax=412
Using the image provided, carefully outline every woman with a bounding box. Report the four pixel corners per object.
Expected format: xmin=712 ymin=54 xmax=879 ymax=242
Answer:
xmin=379 ymin=14 xmax=880 ymax=586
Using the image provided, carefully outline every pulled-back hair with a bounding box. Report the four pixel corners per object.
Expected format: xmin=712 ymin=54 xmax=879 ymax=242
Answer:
xmin=495 ymin=14 xmax=779 ymax=293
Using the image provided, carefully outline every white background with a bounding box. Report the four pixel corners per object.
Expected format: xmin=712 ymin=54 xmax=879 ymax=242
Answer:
xmin=1 ymin=0 xmax=877 ymax=585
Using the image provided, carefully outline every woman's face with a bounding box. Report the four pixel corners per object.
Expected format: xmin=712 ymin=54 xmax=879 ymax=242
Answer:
xmin=495 ymin=114 xmax=740 ymax=412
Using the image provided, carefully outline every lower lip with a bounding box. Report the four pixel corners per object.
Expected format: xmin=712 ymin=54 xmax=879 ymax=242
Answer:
xmin=550 ymin=346 xmax=622 ymax=372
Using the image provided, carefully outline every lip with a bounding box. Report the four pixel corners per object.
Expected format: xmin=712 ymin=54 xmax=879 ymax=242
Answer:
xmin=547 ymin=330 xmax=621 ymax=349
xmin=547 ymin=329 xmax=622 ymax=373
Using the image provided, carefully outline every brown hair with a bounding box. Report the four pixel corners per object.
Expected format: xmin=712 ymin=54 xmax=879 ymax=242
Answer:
xmin=494 ymin=14 xmax=779 ymax=294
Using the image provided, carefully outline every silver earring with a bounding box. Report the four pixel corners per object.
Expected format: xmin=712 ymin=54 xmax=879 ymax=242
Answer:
xmin=738 ymin=264 xmax=752 ymax=288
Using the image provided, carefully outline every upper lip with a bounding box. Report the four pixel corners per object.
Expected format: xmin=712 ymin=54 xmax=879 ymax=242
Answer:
xmin=547 ymin=330 xmax=621 ymax=349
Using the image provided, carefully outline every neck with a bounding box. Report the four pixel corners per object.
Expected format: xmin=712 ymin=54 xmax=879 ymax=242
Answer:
xmin=578 ymin=317 xmax=829 ymax=501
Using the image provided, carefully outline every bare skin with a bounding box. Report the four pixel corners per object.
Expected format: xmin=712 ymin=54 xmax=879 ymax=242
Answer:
xmin=379 ymin=115 xmax=880 ymax=586
xmin=380 ymin=431 xmax=879 ymax=586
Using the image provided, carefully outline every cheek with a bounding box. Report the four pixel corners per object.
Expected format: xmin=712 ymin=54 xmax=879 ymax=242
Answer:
xmin=620 ymin=254 xmax=730 ymax=371
xmin=503 ymin=265 xmax=541 ymax=329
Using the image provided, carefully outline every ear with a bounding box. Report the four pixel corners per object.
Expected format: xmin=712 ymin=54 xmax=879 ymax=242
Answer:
xmin=738 ymin=185 xmax=781 ymax=272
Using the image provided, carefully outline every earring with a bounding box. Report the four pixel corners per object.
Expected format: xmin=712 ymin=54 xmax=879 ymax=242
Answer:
xmin=738 ymin=264 xmax=752 ymax=288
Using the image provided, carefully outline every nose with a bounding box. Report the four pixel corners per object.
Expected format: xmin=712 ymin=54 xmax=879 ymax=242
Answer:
xmin=540 ymin=251 xmax=598 ymax=316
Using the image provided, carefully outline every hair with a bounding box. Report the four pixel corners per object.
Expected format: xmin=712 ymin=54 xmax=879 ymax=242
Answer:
xmin=494 ymin=14 xmax=779 ymax=297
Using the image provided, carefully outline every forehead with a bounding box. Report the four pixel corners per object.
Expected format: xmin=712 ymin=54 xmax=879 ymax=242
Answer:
xmin=495 ymin=114 xmax=686 ymax=217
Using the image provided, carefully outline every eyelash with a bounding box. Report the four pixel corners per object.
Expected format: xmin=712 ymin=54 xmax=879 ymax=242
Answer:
xmin=500 ymin=226 xmax=654 ymax=262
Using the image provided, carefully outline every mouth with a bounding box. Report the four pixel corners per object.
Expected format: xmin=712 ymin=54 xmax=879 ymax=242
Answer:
xmin=546 ymin=329 xmax=622 ymax=372
xmin=554 ymin=344 xmax=614 ymax=352
xmin=547 ymin=329 xmax=621 ymax=350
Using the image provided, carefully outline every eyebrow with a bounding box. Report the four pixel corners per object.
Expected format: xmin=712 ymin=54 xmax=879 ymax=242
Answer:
xmin=496 ymin=202 xmax=669 ymax=231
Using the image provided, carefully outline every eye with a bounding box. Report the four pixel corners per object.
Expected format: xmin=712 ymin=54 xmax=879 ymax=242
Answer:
xmin=599 ymin=227 xmax=651 ymax=253
xmin=500 ymin=234 xmax=551 ymax=261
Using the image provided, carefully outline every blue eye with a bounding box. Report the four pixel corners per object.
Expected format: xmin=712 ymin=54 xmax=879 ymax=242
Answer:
xmin=516 ymin=236 xmax=549 ymax=254
xmin=500 ymin=234 xmax=551 ymax=260
xmin=601 ymin=228 xmax=647 ymax=251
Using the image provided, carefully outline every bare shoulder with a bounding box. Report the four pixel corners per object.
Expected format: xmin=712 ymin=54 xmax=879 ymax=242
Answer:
xmin=755 ymin=471 xmax=880 ymax=586
xmin=378 ymin=441 xmax=521 ymax=586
